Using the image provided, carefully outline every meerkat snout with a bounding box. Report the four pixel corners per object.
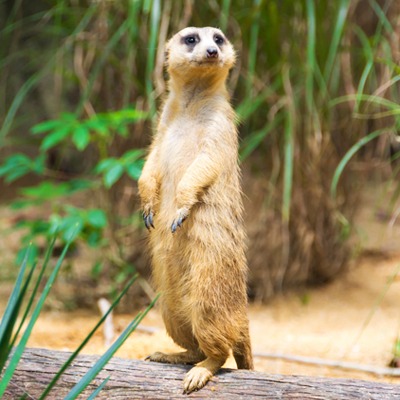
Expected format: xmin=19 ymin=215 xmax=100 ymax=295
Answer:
xmin=206 ymin=47 xmax=219 ymax=58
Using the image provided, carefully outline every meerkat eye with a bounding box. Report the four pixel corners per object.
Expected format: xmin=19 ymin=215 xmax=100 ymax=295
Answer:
xmin=185 ymin=35 xmax=197 ymax=45
xmin=214 ymin=34 xmax=225 ymax=45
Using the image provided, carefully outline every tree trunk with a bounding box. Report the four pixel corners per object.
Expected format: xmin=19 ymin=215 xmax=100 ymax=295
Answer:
xmin=3 ymin=348 xmax=400 ymax=399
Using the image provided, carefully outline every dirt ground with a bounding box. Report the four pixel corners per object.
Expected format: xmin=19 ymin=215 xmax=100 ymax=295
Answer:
xmin=1 ymin=188 xmax=400 ymax=385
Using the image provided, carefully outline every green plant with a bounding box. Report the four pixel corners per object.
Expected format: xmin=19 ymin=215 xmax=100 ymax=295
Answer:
xmin=0 ymin=235 xmax=158 ymax=398
xmin=0 ymin=108 xmax=146 ymax=291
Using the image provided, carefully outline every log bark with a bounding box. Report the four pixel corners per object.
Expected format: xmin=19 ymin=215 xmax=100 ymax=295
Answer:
xmin=3 ymin=348 xmax=400 ymax=399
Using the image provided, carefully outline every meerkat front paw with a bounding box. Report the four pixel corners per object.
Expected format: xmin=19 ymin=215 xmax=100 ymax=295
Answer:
xmin=171 ymin=208 xmax=189 ymax=233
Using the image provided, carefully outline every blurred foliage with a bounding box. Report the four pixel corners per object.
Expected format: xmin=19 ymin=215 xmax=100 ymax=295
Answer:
xmin=1 ymin=0 xmax=400 ymax=303
xmin=0 ymin=108 xmax=146 ymax=287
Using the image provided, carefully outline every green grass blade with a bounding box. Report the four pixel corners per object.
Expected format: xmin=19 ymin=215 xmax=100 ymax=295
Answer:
xmin=323 ymin=0 xmax=349 ymax=85
xmin=76 ymin=9 xmax=133 ymax=116
xmin=240 ymin=114 xmax=284 ymax=161
xmin=246 ymin=0 xmax=261 ymax=98
xmin=330 ymin=129 xmax=385 ymax=199
xmin=64 ymin=294 xmax=159 ymax=400
xmin=330 ymin=93 xmax=400 ymax=111
xmin=38 ymin=273 xmax=139 ymax=400
xmin=369 ymin=0 xmax=393 ymax=35
xmin=282 ymin=110 xmax=294 ymax=222
xmin=0 ymin=4 xmax=97 ymax=143
xmin=87 ymin=376 xmax=110 ymax=400
xmin=305 ymin=0 xmax=316 ymax=113
xmin=220 ymin=0 xmax=231 ymax=31
xmin=353 ymin=26 xmax=374 ymax=112
xmin=9 ymin=237 xmax=57 ymax=350
xmin=0 ymin=70 xmax=46 ymax=144
xmin=236 ymin=77 xmax=282 ymax=121
xmin=145 ymin=0 xmax=161 ymax=117
xmin=0 ymin=247 xmax=32 ymax=372
xmin=6 ymin=261 xmax=37 ymax=353
xmin=0 ymin=232 xmax=75 ymax=397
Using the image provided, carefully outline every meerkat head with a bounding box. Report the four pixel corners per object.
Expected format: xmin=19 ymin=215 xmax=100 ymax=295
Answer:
xmin=165 ymin=27 xmax=236 ymax=81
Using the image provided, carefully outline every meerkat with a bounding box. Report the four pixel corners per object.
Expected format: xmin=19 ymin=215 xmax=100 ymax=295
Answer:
xmin=138 ymin=26 xmax=253 ymax=393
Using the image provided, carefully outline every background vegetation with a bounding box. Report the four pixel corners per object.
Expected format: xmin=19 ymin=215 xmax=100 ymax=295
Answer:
xmin=1 ymin=0 xmax=400 ymax=306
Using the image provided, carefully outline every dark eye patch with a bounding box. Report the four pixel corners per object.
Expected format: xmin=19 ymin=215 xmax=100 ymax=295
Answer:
xmin=181 ymin=33 xmax=200 ymax=47
xmin=214 ymin=34 xmax=225 ymax=46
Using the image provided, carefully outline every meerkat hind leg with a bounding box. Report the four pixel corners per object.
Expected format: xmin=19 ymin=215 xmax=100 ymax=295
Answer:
xmin=183 ymin=356 xmax=225 ymax=394
xmin=146 ymin=349 xmax=205 ymax=365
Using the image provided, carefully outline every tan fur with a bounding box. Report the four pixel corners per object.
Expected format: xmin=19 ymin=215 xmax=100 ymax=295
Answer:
xmin=138 ymin=26 xmax=253 ymax=393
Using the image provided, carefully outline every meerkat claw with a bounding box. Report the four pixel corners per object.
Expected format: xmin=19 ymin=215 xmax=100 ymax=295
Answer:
xmin=143 ymin=211 xmax=155 ymax=230
xmin=171 ymin=215 xmax=186 ymax=233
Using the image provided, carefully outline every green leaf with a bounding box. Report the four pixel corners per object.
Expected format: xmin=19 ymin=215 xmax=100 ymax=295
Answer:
xmin=86 ymin=118 xmax=109 ymax=136
xmin=62 ymin=218 xmax=84 ymax=242
xmin=69 ymin=179 xmax=95 ymax=192
xmin=116 ymin=125 xmax=128 ymax=137
xmin=0 ymin=154 xmax=46 ymax=183
xmin=126 ymin=162 xmax=143 ymax=180
xmin=31 ymin=120 xmax=63 ymax=135
xmin=104 ymin=163 xmax=124 ymax=188
xmin=95 ymin=158 xmax=116 ymax=173
xmin=72 ymin=125 xmax=90 ymax=151
xmin=121 ymin=149 xmax=144 ymax=164
xmin=86 ymin=231 xmax=102 ymax=247
xmin=3 ymin=167 xmax=30 ymax=183
xmin=40 ymin=126 xmax=71 ymax=151
xmin=20 ymin=182 xmax=71 ymax=200
xmin=19 ymin=181 xmax=89 ymax=202
xmin=32 ymin=154 xmax=46 ymax=175
xmin=87 ymin=209 xmax=107 ymax=228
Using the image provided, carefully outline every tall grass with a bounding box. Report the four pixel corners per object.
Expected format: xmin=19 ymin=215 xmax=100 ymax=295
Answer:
xmin=1 ymin=0 xmax=400 ymax=302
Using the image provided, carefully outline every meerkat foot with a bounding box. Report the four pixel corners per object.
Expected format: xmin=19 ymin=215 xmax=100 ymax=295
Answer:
xmin=183 ymin=357 xmax=224 ymax=394
xmin=146 ymin=350 xmax=204 ymax=365
xmin=183 ymin=366 xmax=212 ymax=394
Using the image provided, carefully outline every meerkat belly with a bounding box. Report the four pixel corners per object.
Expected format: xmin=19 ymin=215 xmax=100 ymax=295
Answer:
xmin=157 ymin=119 xmax=201 ymax=222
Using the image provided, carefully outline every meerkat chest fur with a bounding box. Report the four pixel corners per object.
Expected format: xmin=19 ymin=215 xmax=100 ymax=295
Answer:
xmin=159 ymin=96 xmax=233 ymax=187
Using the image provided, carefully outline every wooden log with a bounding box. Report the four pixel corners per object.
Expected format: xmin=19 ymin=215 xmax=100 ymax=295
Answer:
xmin=3 ymin=348 xmax=400 ymax=399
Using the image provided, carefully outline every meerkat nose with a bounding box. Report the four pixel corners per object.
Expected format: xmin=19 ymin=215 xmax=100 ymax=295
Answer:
xmin=206 ymin=47 xmax=219 ymax=58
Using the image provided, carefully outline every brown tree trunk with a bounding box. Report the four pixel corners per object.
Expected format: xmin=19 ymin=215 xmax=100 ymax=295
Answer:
xmin=3 ymin=348 xmax=400 ymax=399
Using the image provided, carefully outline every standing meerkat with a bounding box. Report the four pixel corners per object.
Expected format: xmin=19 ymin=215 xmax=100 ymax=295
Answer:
xmin=138 ymin=26 xmax=253 ymax=393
